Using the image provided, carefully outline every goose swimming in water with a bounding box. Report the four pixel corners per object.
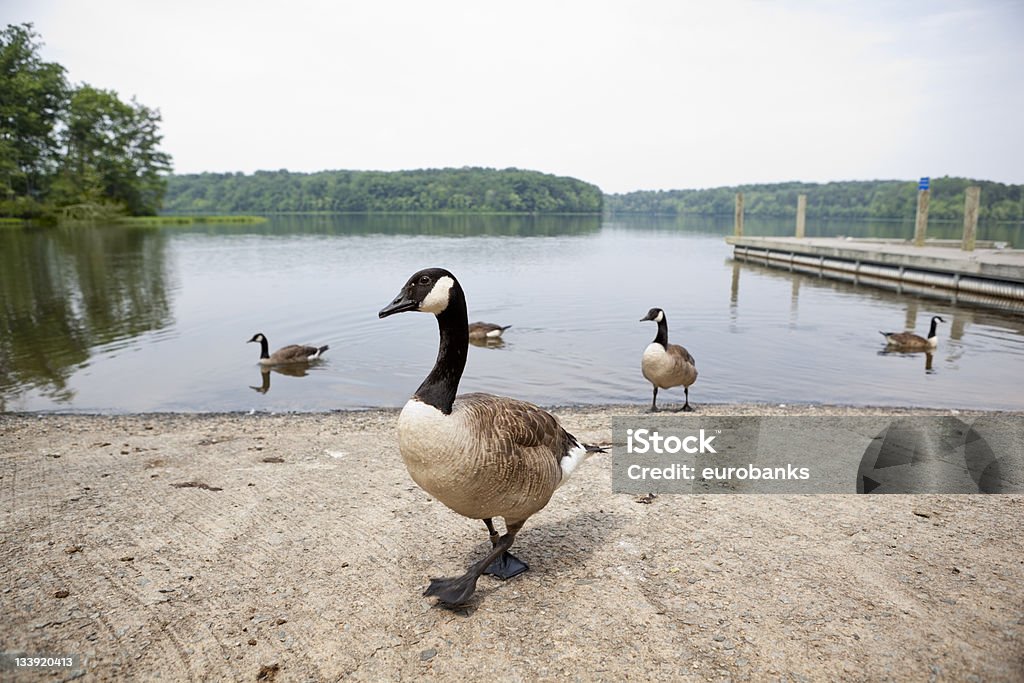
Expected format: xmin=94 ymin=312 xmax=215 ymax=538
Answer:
xmin=879 ymin=316 xmax=945 ymax=351
xmin=468 ymin=321 xmax=511 ymax=341
xmin=379 ymin=267 xmax=604 ymax=605
xmin=247 ymin=333 xmax=328 ymax=365
xmin=640 ymin=308 xmax=698 ymax=412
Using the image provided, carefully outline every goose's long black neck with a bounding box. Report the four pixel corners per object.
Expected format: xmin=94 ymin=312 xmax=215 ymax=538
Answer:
xmin=258 ymin=337 xmax=270 ymax=359
xmin=415 ymin=292 xmax=469 ymax=415
xmin=927 ymin=317 xmax=939 ymax=339
xmin=652 ymin=316 xmax=669 ymax=348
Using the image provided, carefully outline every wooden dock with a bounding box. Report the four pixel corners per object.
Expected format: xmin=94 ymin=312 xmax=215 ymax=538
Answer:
xmin=726 ymin=236 xmax=1024 ymax=310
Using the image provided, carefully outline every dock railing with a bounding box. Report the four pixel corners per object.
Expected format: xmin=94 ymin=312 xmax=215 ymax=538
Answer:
xmin=732 ymin=184 xmax=987 ymax=250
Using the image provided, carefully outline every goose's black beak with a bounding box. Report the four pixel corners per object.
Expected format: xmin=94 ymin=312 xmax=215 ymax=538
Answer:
xmin=379 ymin=291 xmax=418 ymax=318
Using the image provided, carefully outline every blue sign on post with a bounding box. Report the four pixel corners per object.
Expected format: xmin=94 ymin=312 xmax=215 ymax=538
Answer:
xmin=919 ymin=177 xmax=930 ymax=191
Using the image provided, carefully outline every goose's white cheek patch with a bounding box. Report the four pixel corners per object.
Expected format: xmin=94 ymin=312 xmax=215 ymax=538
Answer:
xmin=421 ymin=276 xmax=454 ymax=314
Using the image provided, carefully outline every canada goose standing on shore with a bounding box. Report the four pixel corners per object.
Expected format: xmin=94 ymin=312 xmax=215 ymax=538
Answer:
xmin=640 ymin=308 xmax=698 ymax=412
xmin=247 ymin=333 xmax=328 ymax=365
xmin=880 ymin=316 xmax=945 ymax=350
xmin=379 ymin=267 xmax=604 ymax=605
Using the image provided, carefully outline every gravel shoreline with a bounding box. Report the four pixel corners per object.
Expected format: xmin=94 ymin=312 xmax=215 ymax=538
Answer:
xmin=1 ymin=404 xmax=1022 ymax=681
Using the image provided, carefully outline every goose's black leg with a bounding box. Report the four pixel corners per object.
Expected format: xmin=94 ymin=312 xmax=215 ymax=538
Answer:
xmin=681 ymin=386 xmax=693 ymax=412
xmin=649 ymin=386 xmax=659 ymax=413
xmin=484 ymin=517 xmax=499 ymax=544
xmin=425 ymin=520 xmax=525 ymax=605
xmin=482 ymin=518 xmax=529 ymax=580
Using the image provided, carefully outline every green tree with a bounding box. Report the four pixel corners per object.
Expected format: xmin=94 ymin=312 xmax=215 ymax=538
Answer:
xmin=1 ymin=23 xmax=172 ymax=219
xmin=0 ymin=23 xmax=68 ymax=214
xmin=53 ymin=85 xmax=172 ymax=215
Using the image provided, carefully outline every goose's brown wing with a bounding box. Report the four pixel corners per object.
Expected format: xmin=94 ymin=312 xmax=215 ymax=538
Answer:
xmin=884 ymin=332 xmax=927 ymax=348
xmin=456 ymin=393 xmax=578 ymax=466
xmin=271 ymin=344 xmax=319 ymax=363
xmin=664 ymin=343 xmax=698 ymax=386
xmin=667 ymin=343 xmax=696 ymax=367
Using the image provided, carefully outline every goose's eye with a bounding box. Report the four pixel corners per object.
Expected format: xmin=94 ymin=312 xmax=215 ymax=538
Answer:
xmin=418 ymin=275 xmax=431 ymax=285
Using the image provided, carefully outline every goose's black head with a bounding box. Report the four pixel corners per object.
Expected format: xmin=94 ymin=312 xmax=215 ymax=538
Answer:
xmin=932 ymin=316 xmax=946 ymax=324
xmin=247 ymin=333 xmax=266 ymax=344
xmin=379 ymin=268 xmax=461 ymax=318
xmin=640 ymin=308 xmax=665 ymax=323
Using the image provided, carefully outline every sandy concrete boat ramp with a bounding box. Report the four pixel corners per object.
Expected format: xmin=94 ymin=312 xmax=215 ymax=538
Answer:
xmin=1 ymin=405 xmax=1022 ymax=681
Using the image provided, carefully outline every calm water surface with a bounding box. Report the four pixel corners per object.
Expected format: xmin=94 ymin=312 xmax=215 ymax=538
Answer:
xmin=2 ymin=214 xmax=1023 ymax=412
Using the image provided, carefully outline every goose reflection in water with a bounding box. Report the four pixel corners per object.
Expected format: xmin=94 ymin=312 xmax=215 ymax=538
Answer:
xmin=469 ymin=336 xmax=507 ymax=349
xmin=877 ymin=348 xmax=937 ymax=375
xmin=249 ymin=363 xmax=314 ymax=394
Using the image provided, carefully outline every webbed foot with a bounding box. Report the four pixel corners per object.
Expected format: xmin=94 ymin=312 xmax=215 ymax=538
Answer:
xmin=423 ymin=573 xmax=479 ymax=605
xmin=483 ymin=551 xmax=529 ymax=580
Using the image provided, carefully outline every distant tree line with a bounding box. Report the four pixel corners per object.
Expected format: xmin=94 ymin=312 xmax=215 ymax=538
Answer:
xmin=606 ymin=178 xmax=1024 ymax=222
xmin=1 ymin=24 xmax=172 ymax=220
xmin=163 ymin=168 xmax=604 ymax=214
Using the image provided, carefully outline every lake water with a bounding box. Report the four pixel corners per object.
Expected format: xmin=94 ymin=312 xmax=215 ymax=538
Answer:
xmin=2 ymin=214 xmax=1023 ymax=413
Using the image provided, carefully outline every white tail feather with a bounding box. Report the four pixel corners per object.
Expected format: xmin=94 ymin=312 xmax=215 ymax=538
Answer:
xmin=558 ymin=443 xmax=593 ymax=488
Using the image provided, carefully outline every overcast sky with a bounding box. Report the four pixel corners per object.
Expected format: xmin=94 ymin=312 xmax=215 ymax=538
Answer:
xmin=7 ymin=0 xmax=1023 ymax=193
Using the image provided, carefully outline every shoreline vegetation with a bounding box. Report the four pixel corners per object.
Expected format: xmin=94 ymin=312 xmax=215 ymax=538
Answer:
xmin=607 ymin=177 xmax=1024 ymax=222
xmin=8 ymin=160 xmax=1022 ymax=226
xmin=164 ymin=167 xmax=604 ymax=215
xmin=117 ymin=214 xmax=267 ymax=225
xmin=0 ymin=214 xmax=268 ymax=227
xmin=163 ymin=170 xmax=1023 ymax=224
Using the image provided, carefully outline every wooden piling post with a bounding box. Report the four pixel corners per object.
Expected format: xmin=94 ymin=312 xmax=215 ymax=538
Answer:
xmin=795 ymin=194 xmax=807 ymax=238
xmin=962 ymin=186 xmax=980 ymax=252
xmin=913 ymin=178 xmax=930 ymax=246
xmin=734 ymin=193 xmax=744 ymax=237
xmin=730 ymin=261 xmax=740 ymax=306
xmin=904 ymin=301 xmax=919 ymax=331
